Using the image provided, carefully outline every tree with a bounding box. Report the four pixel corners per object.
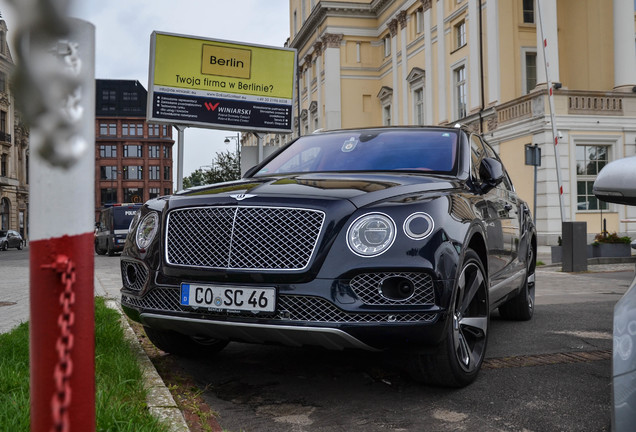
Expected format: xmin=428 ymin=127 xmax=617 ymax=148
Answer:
xmin=182 ymin=150 xmax=240 ymax=189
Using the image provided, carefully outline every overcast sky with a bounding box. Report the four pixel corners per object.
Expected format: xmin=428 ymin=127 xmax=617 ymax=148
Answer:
xmin=0 ymin=0 xmax=290 ymax=182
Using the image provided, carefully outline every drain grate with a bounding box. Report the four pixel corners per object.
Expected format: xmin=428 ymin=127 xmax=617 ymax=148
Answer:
xmin=483 ymin=349 xmax=611 ymax=369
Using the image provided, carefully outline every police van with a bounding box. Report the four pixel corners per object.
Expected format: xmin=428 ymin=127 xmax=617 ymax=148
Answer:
xmin=95 ymin=203 xmax=142 ymax=256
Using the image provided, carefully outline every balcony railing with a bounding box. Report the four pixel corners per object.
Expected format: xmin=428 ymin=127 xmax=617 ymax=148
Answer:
xmin=0 ymin=131 xmax=11 ymax=144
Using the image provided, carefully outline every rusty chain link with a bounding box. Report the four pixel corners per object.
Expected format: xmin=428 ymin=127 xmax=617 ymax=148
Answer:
xmin=41 ymin=255 xmax=76 ymax=432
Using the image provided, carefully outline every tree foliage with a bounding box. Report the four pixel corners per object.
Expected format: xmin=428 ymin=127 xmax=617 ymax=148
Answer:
xmin=183 ymin=150 xmax=240 ymax=188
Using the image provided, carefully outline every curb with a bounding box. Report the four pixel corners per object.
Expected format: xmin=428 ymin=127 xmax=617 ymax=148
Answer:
xmin=104 ymin=300 xmax=190 ymax=432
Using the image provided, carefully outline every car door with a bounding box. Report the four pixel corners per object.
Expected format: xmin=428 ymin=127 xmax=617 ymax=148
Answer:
xmin=469 ymin=135 xmax=521 ymax=293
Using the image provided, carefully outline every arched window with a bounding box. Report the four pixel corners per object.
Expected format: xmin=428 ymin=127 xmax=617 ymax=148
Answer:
xmin=1 ymin=197 xmax=10 ymax=230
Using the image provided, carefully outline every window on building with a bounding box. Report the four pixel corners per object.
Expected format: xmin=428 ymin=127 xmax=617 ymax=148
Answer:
xmin=149 ymin=145 xmax=160 ymax=158
xmin=1 ymin=154 xmax=6 ymax=177
xmin=163 ymin=145 xmax=170 ymax=159
xmin=122 ymin=122 xmax=143 ymax=137
xmin=0 ymin=110 xmax=6 ymax=133
xmin=455 ymin=20 xmax=466 ymax=49
xmin=123 ymin=165 xmax=143 ymax=180
xmin=99 ymin=145 xmax=117 ymax=158
xmin=99 ymin=122 xmax=117 ymax=136
xmin=123 ymin=188 xmax=143 ymax=204
xmin=301 ymin=0 xmax=306 ymax=22
xmin=384 ymin=35 xmax=391 ymax=57
xmin=0 ymin=72 xmax=6 ymax=93
xmin=162 ymin=125 xmax=168 ymax=136
xmin=383 ymin=105 xmax=392 ymax=126
xmin=524 ymin=51 xmax=537 ymax=94
xmin=164 ymin=188 xmax=171 ymax=196
xmin=100 ymin=188 xmax=117 ymax=205
xmin=149 ymin=188 xmax=160 ymax=199
xmin=414 ymin=88 xmax=425 ymax=125
xmin=164 ymin=166 xmax=171 ymax=180
xmin=102 ymin=90 xmax=116 ymax=103
xmin=123 ymin=145 xmax=143 ymax=158
xmin=148 ymin=124 xmax=160 ymax=137
xmin=454 ymin=66 xmax=467 ymax=119
xmin=576 ymin=145 xmax=609 ymax=210
xmin=415 ymin=9 xmax=424 ymax=34
xmin=523 ymin=0 xmax=535 ymax=23
xmin=149 ymin=165 xmax=160 ymax=180
xmin=122 ymin=91 xmax=138 ymax=102
xmin=293 ymin=10 xmax=298 ymax=35
xmin=100 ymin=166 xmax=118 ymax=180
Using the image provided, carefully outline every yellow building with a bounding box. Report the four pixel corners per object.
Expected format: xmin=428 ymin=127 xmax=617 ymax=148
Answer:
xmin=243 ymin=0 xmax=636 ymax=245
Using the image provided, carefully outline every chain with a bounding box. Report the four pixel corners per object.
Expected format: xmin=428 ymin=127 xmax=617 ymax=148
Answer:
xmin=41 ymin=255 xmax=77 ymax=432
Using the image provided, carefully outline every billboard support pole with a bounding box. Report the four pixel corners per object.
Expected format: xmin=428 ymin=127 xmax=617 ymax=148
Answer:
xmin=255 ymin=133 xmax=264 ymax=163
xmin=175 ymin=125 xmax=186 ymax=191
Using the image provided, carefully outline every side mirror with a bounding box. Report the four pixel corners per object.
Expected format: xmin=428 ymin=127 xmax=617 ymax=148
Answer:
xmin=593 ymin=156 xmax=636 ymax=206
xmin=478 ymin=157 xmax=504 ymax=193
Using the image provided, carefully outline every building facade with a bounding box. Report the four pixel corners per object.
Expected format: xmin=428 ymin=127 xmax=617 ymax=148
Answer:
xmin=95 ymin=79 xmax=174 ymax=221
xmin=0 ymin=17 xmax=29 ymax=241
xmin=244 ymin=0 xmax=636 ymax=245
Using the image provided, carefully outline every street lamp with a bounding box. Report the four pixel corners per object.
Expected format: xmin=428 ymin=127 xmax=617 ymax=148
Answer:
xmin=224 ymin=132 xmax=241 ymax=176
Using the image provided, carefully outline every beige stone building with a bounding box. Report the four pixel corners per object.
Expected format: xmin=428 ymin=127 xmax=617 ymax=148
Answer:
xmin=243 ymin=0 xmax=636 ymax=245
xmin=0 ymin=17 xmax=28 ymax=240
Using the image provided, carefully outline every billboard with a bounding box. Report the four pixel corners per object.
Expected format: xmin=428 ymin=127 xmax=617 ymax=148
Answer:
xmin=148 ymin=31 xmax=297 ymax=133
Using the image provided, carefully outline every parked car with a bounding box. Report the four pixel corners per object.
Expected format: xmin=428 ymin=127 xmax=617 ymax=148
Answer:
xmin=0 ymin=230 xmax=23 ymax=250
xmin=120 ymin=126 xmax=537 ymax=387
xmin=95 ymin=203 xmax=142 ymax=256
xmin=593 ymin=155 xmax=636 ymax=431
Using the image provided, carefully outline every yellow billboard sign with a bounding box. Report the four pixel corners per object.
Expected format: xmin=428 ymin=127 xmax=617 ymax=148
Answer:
xmin=147 ymin=31 xmax=296 ymax=132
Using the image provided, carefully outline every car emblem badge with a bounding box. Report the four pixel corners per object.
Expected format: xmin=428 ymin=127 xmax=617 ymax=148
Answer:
xmin=230 ymin=193 xmax=256 ymax=201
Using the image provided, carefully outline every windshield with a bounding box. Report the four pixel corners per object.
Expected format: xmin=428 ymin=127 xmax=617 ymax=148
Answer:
xmin=113 ymin=208 xmax=140 ymax=230
xmin=254 ymin=130 xmax=459 ymax=176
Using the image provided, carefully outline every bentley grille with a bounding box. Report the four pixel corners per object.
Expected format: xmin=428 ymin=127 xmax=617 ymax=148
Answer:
xmin=166 ymin=206 xmax=325 ymax=270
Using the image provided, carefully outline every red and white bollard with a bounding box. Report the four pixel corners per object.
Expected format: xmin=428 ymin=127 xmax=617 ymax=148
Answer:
xmin=24 ymin=18 xmax=96 ymax=432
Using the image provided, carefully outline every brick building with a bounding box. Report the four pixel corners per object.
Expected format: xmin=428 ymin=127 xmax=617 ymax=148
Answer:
xmin=95 ymin=79 xmax=174 ymax=221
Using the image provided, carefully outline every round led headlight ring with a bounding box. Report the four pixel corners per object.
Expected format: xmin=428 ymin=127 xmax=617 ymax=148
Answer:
xmin=347 ymin=213 xmax=396 ymax=257
xmin=403 ymin=212 xmax=434 ymax=240
xmin=136 ymin=212 xmax=159 ymax=250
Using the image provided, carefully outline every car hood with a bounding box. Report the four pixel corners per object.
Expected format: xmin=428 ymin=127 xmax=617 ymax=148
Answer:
xmin=176 ymin=173 xmax=462 ymax=208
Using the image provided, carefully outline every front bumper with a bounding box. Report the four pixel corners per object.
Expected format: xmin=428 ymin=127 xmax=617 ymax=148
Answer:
xmin=120 ymin=259 xmax=452 ymax=351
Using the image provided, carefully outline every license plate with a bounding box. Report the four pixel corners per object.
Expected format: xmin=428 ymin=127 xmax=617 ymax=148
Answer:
xmin=180 ymin=283 xmax=276 ymax=312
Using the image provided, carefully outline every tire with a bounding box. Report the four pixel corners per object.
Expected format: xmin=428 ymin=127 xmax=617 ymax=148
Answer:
xmin=17 ymin=242 xmax=22 ymax=250
xmin=95 ymin=242 xmax=106 ymax=255
xmin=498 ymin=245 xmax=536 ymax=321
xmin=409 ymin=249 xmax=489 ymax=387
xmin=107 ymin=241 xmax=115 ymax=256
xmin=144 ymin=326 xmax=229 ymax=358
xmin=1 ymin=242 xmax=7 ymax=251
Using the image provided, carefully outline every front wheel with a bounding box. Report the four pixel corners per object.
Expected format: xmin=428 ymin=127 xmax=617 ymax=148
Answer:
xmin=144 ymin=326 xmax=229 ymax=358
xmin=409 ymin=249 xmax=489 ymax=387
xmin=1 ymin=242 xmax=7 ymax=251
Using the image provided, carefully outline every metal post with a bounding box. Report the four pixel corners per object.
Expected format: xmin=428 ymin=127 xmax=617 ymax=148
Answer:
xmin=536 ymin=0 xmax=566 ymax=223
xmin=12 ymin=13 xmax=96 ymax=432
xmin=175 ymin=125 xmax=186 ymax=191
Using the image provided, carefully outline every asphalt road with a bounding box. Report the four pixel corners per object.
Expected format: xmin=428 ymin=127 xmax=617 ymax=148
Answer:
xmin=2 ymin=248 xmax=634 ymax=431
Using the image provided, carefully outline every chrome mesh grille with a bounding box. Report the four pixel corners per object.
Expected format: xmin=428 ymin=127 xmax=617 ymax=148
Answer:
xmin=121 ymin=289 xmax=435 ymax=324
xmin=120 ymin=260 xmax=149 ymax=293
xmin=166 ymin=206 xmax=325 ymax=270
xmin=349 ymin=272 xmax=435 ymax=306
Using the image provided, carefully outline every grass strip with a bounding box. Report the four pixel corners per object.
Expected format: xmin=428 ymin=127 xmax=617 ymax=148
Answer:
xmin=0 ymin=297 xmax=170 ymax=431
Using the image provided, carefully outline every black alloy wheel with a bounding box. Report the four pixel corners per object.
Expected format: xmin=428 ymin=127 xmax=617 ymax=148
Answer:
xmin=409 ymin=249 xmax=489 ymax=387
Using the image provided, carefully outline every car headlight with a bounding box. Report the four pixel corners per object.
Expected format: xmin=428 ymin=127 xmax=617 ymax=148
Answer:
xmin=403 ymin=212 xmax=434 ymax=240
xmin=136 ymin=212 xmax=159 ymax=250
xmin=347 ymin=213 xmax=396 ymax=257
